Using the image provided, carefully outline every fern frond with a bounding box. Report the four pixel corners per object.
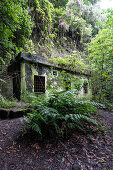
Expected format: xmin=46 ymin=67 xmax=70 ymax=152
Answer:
xmin=31 ymin=122 xmax=42 ymax=135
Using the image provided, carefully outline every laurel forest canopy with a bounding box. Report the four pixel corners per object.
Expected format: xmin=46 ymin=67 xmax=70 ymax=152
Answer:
xmin=0 ymin=0 xmax=102 ymax=62
xmin=0 ymin=0 xmax=113 ymax=103
xmin=0 ymin=0 xmax=33 ymax=63
xmin=88 ymin=9 xmax=113 ymax=103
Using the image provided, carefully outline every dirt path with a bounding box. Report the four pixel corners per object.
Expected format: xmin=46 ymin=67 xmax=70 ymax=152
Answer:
xmin=0 ymin=109 xmax=113 ymax=170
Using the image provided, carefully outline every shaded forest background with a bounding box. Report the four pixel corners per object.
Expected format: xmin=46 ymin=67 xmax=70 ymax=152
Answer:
xmin=0 ymin=0 xmax=113 ymax=104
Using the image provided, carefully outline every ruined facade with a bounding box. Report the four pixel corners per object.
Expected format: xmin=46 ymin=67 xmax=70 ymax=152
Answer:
xmin=1 ymin=52 xmax=92 ymax=99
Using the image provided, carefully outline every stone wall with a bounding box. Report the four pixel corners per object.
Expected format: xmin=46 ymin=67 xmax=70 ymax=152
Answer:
xmin=0 ymin=62 xmax=92 ymax=99
xmin=20 ymin=61 xmax=92 ymax=99
xmin=0 ymin=70 xmax=13 ymax=98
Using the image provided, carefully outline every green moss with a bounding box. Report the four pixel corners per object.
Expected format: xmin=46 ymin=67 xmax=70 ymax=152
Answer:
xmin=0 ymin=101 xmax=18 ymax=109
xmin=17 ymin=106 xmax=27 ymax=111
xmin=21 ymin=62 xmax=26 ymax=94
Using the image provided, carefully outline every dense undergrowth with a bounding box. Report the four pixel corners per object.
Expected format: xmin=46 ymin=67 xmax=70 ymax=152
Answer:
xmin=0 ymin=94 xmax=18 ymax=109
xmin=21 ymin=91 xmax=105 ymax=140
xmin=0 ymin=91 xmax=109 ymax=140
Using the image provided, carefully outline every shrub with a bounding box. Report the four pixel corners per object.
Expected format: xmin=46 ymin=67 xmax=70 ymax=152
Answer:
xmin=48 ymin=91 xmax=98 ymax=116
xmin=23 ymin=106 xmax=98 ymax=139
xmin=21 ymin=91 xmax=49 ymax=107
xmin=21 ymin=91 xmax=38 ymax=103
xmin=104 ymin=101 xmax=113 ymax=111
xmin=0 ymin=94 xmax=18 ymax=109
xmin=22 ymin=91 xmax=100 ymax=139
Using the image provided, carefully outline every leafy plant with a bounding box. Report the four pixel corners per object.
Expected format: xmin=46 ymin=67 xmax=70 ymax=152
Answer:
xmin=83 ymin=80 xmax=88 ymax=88
xmin=0 ymin=0 xmax=33 ymax=63
xmin=0 ymin=94 xmax=18 ymax=109
xmin=88 ymin=9 xmax=113 ymax=103
xmin=21 ymin=91 xmax=38 ymax=103
xmin=104 ymin=101 xmax=113 ymax=111
xmin=22 ymin=91 xmax=100 ymax=139
xmin=23 ymin=108 xmax=99 ymax=139
xmin=48 ymin=91 xmax=98 ymax=116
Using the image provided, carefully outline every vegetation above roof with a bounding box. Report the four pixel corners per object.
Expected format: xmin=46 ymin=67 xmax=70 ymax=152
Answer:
xmin=10 ymin=52 xmax=91 ymax=76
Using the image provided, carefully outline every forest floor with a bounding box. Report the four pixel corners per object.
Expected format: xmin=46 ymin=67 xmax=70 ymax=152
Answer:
xmin=0 ymin=109 xmax=113 ymax=170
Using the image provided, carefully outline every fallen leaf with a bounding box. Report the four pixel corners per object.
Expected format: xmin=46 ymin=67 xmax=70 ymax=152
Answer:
xmin=31 ymin=143 xmax=40 ymax=150
xmin=47 ymin=158 xmax=53 ymax=162
xmin=98 ymin=157 xmax=106 ymax=163
xmin=46 ymin=144 xmax=52 ymax=148
xmin=66 ymin=162 xmax=70 ymax=167
xmin=106 ymin=140 xmax=110 ymax=145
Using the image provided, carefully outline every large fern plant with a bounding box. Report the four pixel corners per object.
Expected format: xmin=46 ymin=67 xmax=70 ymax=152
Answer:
xmin=23 ymin=107 xmax=98 ymax=139
xmin=22 ymin=91 xmax=101 ymax=139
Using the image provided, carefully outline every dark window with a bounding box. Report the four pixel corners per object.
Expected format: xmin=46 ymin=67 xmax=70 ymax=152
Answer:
xmin=53 ymin=70 xmax=57 ymax=76
xmin=65 ymin=81 xmax=71 ymax=90
xmin=34 ymin=76 xmax=45 ymax=93
xmin=83 ymin=80 xmax=88 ymax=94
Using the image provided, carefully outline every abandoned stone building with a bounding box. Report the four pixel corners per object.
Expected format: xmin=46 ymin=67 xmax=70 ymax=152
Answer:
xmin=0 ymin=52 xmax=92 ymax=99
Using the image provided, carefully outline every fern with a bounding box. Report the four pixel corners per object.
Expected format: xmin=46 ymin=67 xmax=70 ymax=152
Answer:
xmin=0 ymin=94 xmax=18 ymax=108
xmin=31 ymin=122 xmax=42 ymax=135
xmin=23 ymin=111 xmax=98 ymax=139
xmin=22 ymin=91 xmax=100 ymax=139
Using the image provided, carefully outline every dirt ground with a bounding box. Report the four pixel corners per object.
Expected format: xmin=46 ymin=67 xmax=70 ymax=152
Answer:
xmin=0 ymin=109 xmax=113 ymax=170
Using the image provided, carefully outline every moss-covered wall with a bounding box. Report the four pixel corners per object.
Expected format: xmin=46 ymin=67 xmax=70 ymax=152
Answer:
xmin=21 ymin=63 xmax=26 ymax=94
xmin=0 ymin=76 xmax=13 ymax=98
xmin=20 ymin=61 xmax=92 ymax=99
xmin=20 ymin=61 xmax=48 ymax=94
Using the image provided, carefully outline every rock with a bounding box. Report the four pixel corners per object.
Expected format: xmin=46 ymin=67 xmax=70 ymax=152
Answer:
xmin=9 ymin=110 xmax=26 ymax=119
xmin=0 ymin=108 xmax=28 ymax=119
xmin=0 ymin=108 xmax=9 ymax=119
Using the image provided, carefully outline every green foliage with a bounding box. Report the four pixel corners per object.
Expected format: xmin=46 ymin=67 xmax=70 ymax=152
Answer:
xmin=65 ymin=0 xmax=102 ymax=46
xmin=48 ymin=91 xmax=98 ymax=116
xmin=28 ymin=0 xmax=54 ymax=40
xmin=103 ymin=101 xmax=113 ymax=112
xmin=21 ymin=91 xmax=38 ymax=103
xmin=23 ymin=110 xmax=98 ymax=139
xmin=0 ymin=0 xmax=33 ymax=63
xmin=0 ymin=78 xmax=6 ymax=83
xmin=0 ymin=0 xmax=103 ymax=80
xmin=22 ymin=91 xmax=100 ymax=139
xmin=83 ymin=0 xmax=100 ymax=5
xmin=88 ymin=9 xmax=113 ymax=102
xmin=27 ymin=0 xmax=103 ymax=57
xmin=50 ymin=0 xmax=68 ymax=8
xmin=1 ymin=0 xmax=111 ymax=107
xmin=50 ymin=54 xmax=89 ymax=73
xmin=47 ymin=69 xmax=82 ymax=93
xmin=0 ymin=94 xmax=18 ymax=108
xmin=83 ymin=80 xmax=88 ymax=88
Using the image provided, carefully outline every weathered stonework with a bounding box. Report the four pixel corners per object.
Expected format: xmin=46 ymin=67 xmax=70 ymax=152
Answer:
xmin=6 ymin=52 xmax=92 ymax=99
xmin=21 ymin=62 xmax=26 ymax=94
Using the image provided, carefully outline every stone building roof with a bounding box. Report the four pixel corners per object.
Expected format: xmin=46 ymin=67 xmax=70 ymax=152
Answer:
xmin=8 ymin=52 xmax=91 ymax=76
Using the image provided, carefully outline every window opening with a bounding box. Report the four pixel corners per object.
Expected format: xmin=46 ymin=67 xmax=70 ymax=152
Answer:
xmin=83 ymin=80 xmax=88 ymax=94
xmin=53 ymin=70 xmax=58 ymax=76
xmin=65 ymin=80 xmax=71 ymax=90
xmin=34 ymin=75 xmax=45 ymax=93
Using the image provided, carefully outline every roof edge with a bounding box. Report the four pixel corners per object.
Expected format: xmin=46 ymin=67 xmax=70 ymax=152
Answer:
xmin=8 ymin=52 xmax=91 ymax=77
